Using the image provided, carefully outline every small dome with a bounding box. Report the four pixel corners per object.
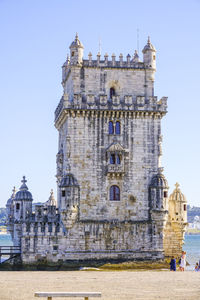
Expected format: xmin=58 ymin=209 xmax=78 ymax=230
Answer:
xmin=169 ymin=183 xmax=186 ymax=203
xmin=6 ymin=187 xmax=16 ymax=206
xmin=150 ymin=169 xmax=168 ymax=188
xmin=59 ymin=173 xmax=79 ymax=187
xmin=15 ymin=176 xmax=33 ymax=201
xmin=142 ymin=36 xmax=156 ymax=53
xmin=70 ymin=33 xmax=84 ymax=49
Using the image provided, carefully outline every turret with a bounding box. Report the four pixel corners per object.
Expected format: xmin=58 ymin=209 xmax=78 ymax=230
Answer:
xmin=168 ymin=183 xmax=187 ymax=223
xmin=13 ymin=176 xmax=33 ymax=221
xmin=142 ymin=36 xmax=156 ymax=69
xmin=59 ymin=173 xmax=80 ymax=228
xmin=69 ymin=33 xmax=84 ymax=65
xmin=6 ymin=186 xmax=16 ymax=231
xmin=149 ymin=168 xmax=169 ymax=211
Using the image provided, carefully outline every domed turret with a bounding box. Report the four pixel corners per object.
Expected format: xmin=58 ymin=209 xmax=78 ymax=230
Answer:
xmin=69 ymin=33 xmax=84 ymax=65
xmin=168 ymin=183 xmax=187 ymax=223
xmin=15 ymin=176 xmax=33 ymax=201
xmin=149 ymin=168 xmax=169 ymax=210
xmin=59 ymin=173 xmax=79 ymax=212
xmin=142 ymin=36 xmax=156 ymax=69
xmin=60 ymin=173 xmax=79 ymax=187
xmin=14 ymin=176 xmax=33 ymax=221
xmin=150 ymin=170 xmax=168 ymax=189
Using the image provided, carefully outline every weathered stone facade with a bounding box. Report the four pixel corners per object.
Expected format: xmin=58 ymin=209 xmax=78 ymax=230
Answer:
xmin=164 ymin=183 xmax=187 ymax=257
xmin=6 ymin=34 xmax=187 ymax=263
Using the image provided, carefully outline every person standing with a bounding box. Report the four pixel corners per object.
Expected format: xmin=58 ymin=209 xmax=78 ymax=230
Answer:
xmin=170 ymin=256 xmax=176 ymax=271
xmin=179 ymin=251 xmax=186 ymax=271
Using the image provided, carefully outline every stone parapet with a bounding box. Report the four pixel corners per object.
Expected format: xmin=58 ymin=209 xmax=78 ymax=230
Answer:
xmin=55 ymin=94 xmax=167 ymax=123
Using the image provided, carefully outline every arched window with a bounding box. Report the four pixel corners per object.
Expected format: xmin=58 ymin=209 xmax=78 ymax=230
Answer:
xmin=110 ymin=87 xmax=116 ymax=99
xmin=16 ymin=203 xmax=20 ymax=210
xmin=110 ymin=154 xmax=115 ymax=164
xmin=116 ymin=154 xmax=121 ymax=165
xmin=115 ymin=121 xmax=120 ymax=134
xmin=109 ymin=121 xmax=114 ymax=134
xmin=110 ymin=185 xmax=120 ymax=201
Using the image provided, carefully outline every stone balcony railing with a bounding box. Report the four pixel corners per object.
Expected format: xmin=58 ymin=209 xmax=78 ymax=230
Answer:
xmin=55 ymin=94 xmax=168 ymax=122
xmin=107 ymin=164 xmax=125 ymax=174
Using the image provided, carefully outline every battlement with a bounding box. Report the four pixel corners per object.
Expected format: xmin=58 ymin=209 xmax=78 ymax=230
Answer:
xmin=64 ymin=54 xmax=147 ymax=68
xmin=55 ymin=94 xmax=168 ymax=122
xmin=22 ymin=222 xmax=62 ymax=236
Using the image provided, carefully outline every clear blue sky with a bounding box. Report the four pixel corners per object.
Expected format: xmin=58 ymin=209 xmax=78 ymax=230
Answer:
xmin=0 ymin=0 xmax=200 ymax=207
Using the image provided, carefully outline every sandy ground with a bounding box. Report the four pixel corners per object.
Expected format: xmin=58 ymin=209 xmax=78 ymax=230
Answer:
xmin=0 ymin=271 xmax=199 ymax=300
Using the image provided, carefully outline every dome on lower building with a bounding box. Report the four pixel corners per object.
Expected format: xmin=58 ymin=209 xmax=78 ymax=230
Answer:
xmin=59 ymin=173 xmax=79 ymax=187
xmin=150 ymin=168 xmax=168 ymax=188
xmin=15 ymin=176 xmax=33 ymax=201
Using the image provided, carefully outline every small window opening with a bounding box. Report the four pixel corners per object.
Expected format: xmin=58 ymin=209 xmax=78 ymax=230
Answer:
xmin=16 ymin=203 xmax=20 ymax=210
xmin=71 ymin=51 xmax=75 ymax=57
xmin=115 ymin=121 xmax=121 ymax=134
xmin=164 ymin=191 xmax=168 ymax=198
xmin=110 ymin=185 xmax=120 ymax=201
xmin=110 ymin=154 xmax=115 ymax=164
xmin=62 ymin=190 xmax=65 ymax=197
xmin=184 ymin=204 xmax=187 ymax=211
xmin=110 ymin=87 xmax=116 ymax=99
xmin=109 ymin=121 xmax=114 ymax=134
xmin=116 ymin=154 xmax=121 ymax=165
xmin=53 ymin=245 xmax=58 ymax=251
xmin=153 ymin=55 xmax=156 ymax=60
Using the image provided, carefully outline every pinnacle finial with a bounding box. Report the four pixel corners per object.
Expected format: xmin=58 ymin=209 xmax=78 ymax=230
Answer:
xmin=20 ymin=176 xmax=28 ymax=191
xmin=47 ymin=189 xmax=56 ymax=206
xmin=11 ymin=186 xmax=16 ymax=198
xmin=175 ymin=182 xmax=180 ymax=190
xmin=148 ymin=36 xmax=151 ymax=44
xmin=75 ymin=32 xmax=79 ymax=40
xmin=21 ymin=176 xmax=27 ymax=185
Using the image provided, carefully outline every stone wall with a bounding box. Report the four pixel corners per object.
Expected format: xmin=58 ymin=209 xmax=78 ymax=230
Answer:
xmin=57 ymin=111 xmax=162 ymax=222
xmin=21 ymin=221 xmax=164 ymax=263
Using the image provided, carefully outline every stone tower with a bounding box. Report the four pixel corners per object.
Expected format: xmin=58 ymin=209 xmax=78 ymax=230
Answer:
xmin=54 ymin=34 xmax=169 ymax=260
xmin=7 ymin=35 xmax=185 ymax=264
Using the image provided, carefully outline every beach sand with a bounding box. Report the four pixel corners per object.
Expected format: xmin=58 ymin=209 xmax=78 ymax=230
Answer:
xmin=0 ymin=270 xmax=199 ymax=300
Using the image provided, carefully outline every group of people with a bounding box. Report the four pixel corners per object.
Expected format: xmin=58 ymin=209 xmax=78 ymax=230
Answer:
xmin=170 ymin=251 xmax=186 ymax=271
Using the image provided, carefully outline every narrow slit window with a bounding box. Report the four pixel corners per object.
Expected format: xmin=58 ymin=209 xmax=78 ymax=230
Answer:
xmin=110 ymin=87 xmax=116 ymax=99
xmin=16 ymin=203 xmax=20 ymax=210
xmin=115 ymin=121 xmax=121 ymax=134
xmin=116 ymin=154 xmax=121 ymax=164
xmin=110 ymin=154 xmax=115 ymax=164
xmin=109 ymin=121 xmax=114 ymax=134
xmin=164 ymin=191 xmax=168 ymax=198
xmin=62 ymin=190 xmax=65 ymax=197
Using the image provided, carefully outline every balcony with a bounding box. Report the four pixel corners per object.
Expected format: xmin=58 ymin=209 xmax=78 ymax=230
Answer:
xmin=107 ymin=164 xmax=125 ymax=174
